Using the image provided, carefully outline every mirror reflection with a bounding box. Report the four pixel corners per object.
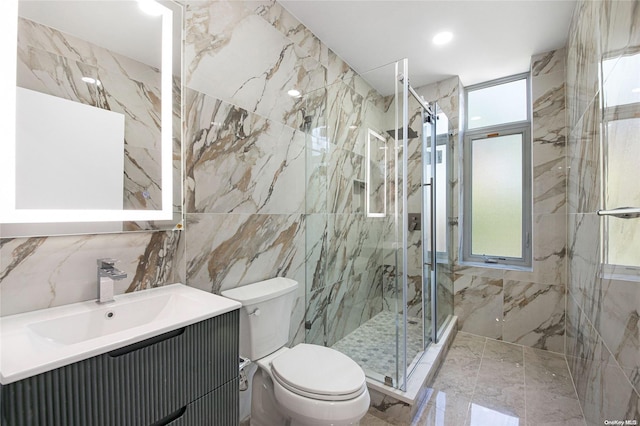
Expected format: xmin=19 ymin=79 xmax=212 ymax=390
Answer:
xmin=366 ymin=129 xmax=387 ymax=217
xmin=3 ymin=0 xmax=182 ymax=236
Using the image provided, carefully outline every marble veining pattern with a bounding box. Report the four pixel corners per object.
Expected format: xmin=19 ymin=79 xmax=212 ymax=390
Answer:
xmin=184 ymin=88 xmax=305 ymax=215
xmin=565 ymin=1 xmax=640 ymax=424
xmin=0 ymin=231 xmax=181 ymax=316
xmin=184 ymin=1 xmax=326 ymax=130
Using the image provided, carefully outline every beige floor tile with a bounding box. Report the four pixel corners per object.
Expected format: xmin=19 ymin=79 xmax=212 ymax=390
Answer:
xmin=524 ymin=347 xmax=580 ymax=397
xmin=413 ymin=387 xmax=471 ymax=426
xmin=525 ymin=391 xmax=586 ymax=426
xmin=361 ymin=412 xmax=396 ymax=426
xmin=413 ymin=334 xmax=586 ymax=426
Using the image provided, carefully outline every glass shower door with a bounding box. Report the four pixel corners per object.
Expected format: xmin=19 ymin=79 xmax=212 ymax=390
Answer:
xmin=422 ymin=109 xmax=437 ymax=349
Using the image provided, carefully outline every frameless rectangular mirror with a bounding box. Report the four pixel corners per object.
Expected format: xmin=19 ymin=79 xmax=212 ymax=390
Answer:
xmin=366 ymin=128 xmax=387 ymax=217
xmin=0 ymin=0 xmax=182 ymax=237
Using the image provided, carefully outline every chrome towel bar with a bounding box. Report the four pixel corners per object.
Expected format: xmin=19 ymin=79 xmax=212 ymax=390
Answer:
xmin=596 ymin=207 xmax=640 ymax=219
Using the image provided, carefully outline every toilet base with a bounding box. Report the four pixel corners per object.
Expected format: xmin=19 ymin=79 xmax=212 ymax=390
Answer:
xmin=250 ymin=369 xmax=288 ymax=426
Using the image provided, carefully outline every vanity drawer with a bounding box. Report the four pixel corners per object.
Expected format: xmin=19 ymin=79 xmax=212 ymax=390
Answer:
xmin=1 ymin=309 xmax=239 ymax=426
xmin=157 ymin=380 xmax=239 ymax=426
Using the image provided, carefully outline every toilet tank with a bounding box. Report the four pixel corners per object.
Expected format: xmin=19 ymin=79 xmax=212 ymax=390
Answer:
xmin=221 ymin=277 xmax=298 ymax=360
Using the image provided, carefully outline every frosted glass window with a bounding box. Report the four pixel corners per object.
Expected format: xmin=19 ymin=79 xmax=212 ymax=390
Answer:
xmin=471 ymin=134 xmax=523 ymax=258
xmin=605 ymin=117 xmax=640 ymax=268
xmin=602 ymin=53 xmax=640 ymax=108
xmin=468 ymin=79 xmax=527 ymax=129
xmin=463 ymin=73 xmax=531 ymax=267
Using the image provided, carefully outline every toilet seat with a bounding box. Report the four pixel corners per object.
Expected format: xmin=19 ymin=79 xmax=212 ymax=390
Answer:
xmin=271 ymin=343 xmax=366 ymax=402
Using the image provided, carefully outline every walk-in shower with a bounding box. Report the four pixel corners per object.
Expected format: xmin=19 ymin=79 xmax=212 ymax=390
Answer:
xmin=303 ymin=59 xmax=454 ymax=392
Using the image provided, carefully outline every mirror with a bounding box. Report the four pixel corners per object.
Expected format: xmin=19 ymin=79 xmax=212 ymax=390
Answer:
xmin=0 ymin=0 xmax=182 ymax=236
xmin=366 ymin=129 xmax=387 ymax=217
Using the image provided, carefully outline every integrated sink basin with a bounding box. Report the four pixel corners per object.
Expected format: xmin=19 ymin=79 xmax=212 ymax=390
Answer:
xmin=0 ymin=284 xmax=240 ymax=384
xmin=28 ymin=292 xmax=176 ymax=345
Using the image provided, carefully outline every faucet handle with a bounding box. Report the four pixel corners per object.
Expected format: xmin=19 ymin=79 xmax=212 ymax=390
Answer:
xmin=97 ymin=258 xmax=118 ymax=268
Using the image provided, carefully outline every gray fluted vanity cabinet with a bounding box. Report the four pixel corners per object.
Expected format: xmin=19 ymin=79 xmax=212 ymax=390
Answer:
xmin=0 ymin=310 xmax=239 ymax=426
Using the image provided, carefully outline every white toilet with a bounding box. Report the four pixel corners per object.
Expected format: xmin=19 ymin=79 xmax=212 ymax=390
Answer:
xmin=221 ymin=277 xmax=370 ymax=426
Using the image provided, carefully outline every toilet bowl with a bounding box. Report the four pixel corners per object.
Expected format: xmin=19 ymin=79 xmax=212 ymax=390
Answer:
xmin=221 ymin=278 xmax=370 ymax=426
xmin=262 ymin=344 xmax=370 ymax=426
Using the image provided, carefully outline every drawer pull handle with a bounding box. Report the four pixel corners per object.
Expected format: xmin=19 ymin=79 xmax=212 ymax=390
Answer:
xmin=108 ymin=327 xmax=186 ymax=357
xmin=151 ymin=406 xmax=187 ymax=426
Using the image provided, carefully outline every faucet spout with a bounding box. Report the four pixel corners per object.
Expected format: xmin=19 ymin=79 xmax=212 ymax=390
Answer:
xmin=97 ymin=258 xmax=128 ymax=303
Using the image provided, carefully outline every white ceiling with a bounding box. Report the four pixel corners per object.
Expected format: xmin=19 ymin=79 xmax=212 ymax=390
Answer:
xmin=279 ymin=0 xmax=577 ymax=92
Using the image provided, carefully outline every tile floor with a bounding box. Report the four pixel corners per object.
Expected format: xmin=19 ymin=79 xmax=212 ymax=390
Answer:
xmin=363 ymin=331 xmax=586 ymax=426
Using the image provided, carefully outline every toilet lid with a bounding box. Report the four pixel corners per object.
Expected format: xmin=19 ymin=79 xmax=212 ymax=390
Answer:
xmin=271 ymin=344 xmax=366 ymax=400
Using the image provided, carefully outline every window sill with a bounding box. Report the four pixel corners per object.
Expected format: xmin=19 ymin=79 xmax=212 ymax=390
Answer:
xmin=458 ymin=260 xmax=533 ymax=272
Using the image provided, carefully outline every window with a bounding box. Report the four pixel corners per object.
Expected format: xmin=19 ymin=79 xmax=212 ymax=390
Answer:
xmin=462 ymin=73 xmax=532 ymax=268
xmin=601 ymin=52 xmax=640 ymax=280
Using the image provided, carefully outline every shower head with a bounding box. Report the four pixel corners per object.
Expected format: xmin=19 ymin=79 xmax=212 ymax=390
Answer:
xmin=385 ymin=127 xmax=418 ymax=139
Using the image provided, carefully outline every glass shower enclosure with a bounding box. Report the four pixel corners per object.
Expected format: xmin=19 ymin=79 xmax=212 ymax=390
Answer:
xmin=303 ymin=59 xmax=453 ymax=391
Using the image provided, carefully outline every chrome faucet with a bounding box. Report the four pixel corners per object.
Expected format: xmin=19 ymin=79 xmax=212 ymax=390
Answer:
xmin=97 ymin=258 xmax=128 ymax=304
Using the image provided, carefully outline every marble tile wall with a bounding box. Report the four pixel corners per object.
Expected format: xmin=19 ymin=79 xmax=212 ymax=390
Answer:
xmin=426 ymin=50 xmax=568 ymax=353
xmin=183 ymin=0 xmax=397 ymax=350
xmin=565 ymin=0 xmax=640 ymax=424
xmin=182 ymin=0 xmax=325 ymax=346
xmin=0 ymin=231 xmax=183 ymax=316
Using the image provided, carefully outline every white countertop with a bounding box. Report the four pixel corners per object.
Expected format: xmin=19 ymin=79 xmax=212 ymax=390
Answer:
xmin=0 ymin=283 xmax=240 ymax=384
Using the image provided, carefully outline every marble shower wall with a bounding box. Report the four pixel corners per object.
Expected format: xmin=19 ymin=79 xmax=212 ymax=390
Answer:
xmin=565 ymin=0 xmax=640 ymax=424
xmin=305 ymin=73 xmax=395 ymax=347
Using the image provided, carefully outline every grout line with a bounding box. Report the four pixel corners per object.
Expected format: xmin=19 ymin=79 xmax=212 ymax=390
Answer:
xmin=468 ymin=337 xmax=487 ymax=402
xmin=568 ymin=291 xmax=640 ymax=407
xmin=523 ymin=345 xmax=527 ymax=426
xmin=462 ymin=336 xmax=487 ymax=426
xmin=564 ymin=352 xmax=588 ymax=426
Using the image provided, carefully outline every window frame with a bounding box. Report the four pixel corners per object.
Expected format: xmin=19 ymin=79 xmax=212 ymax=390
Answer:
xmin=600 ymin=51 xmax=640 ymax=280
xmin=462 ymin=73 xmax=533 ymax=269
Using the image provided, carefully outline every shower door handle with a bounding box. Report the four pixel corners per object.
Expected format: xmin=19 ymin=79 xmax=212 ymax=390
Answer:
xmin=424 ymin=179 xmax=436 ymax=268
xmin=596 ymin=207 xmax=640 ymax=219
xmin=423 ymin=181 xmax=435 ymax=266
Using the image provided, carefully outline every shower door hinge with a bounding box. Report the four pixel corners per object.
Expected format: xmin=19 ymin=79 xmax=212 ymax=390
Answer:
xmin=384 ymin=376 xmax=394 ymax=387
xmin=305 ymin=320 xmax=312 ymax=330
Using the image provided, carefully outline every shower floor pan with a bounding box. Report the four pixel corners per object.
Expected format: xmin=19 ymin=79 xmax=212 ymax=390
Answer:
xmin=331 ymin=310 xmax=424 ymax=386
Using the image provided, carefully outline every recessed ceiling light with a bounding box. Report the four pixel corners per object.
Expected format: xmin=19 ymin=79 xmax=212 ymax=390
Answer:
xmin=470 ymin=116 xmax=481 ymax=121
xmin=432 ymin=31 xmax=453 ymax=46
xmin=287 ymin=89 xmax=302 ymax=98
xmin=632 ymin=87 xmax=640 ymax=93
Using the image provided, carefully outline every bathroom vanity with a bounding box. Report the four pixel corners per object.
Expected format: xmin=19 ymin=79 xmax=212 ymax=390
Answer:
xmin=0 ymin=285 xmax=240 ymax=426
